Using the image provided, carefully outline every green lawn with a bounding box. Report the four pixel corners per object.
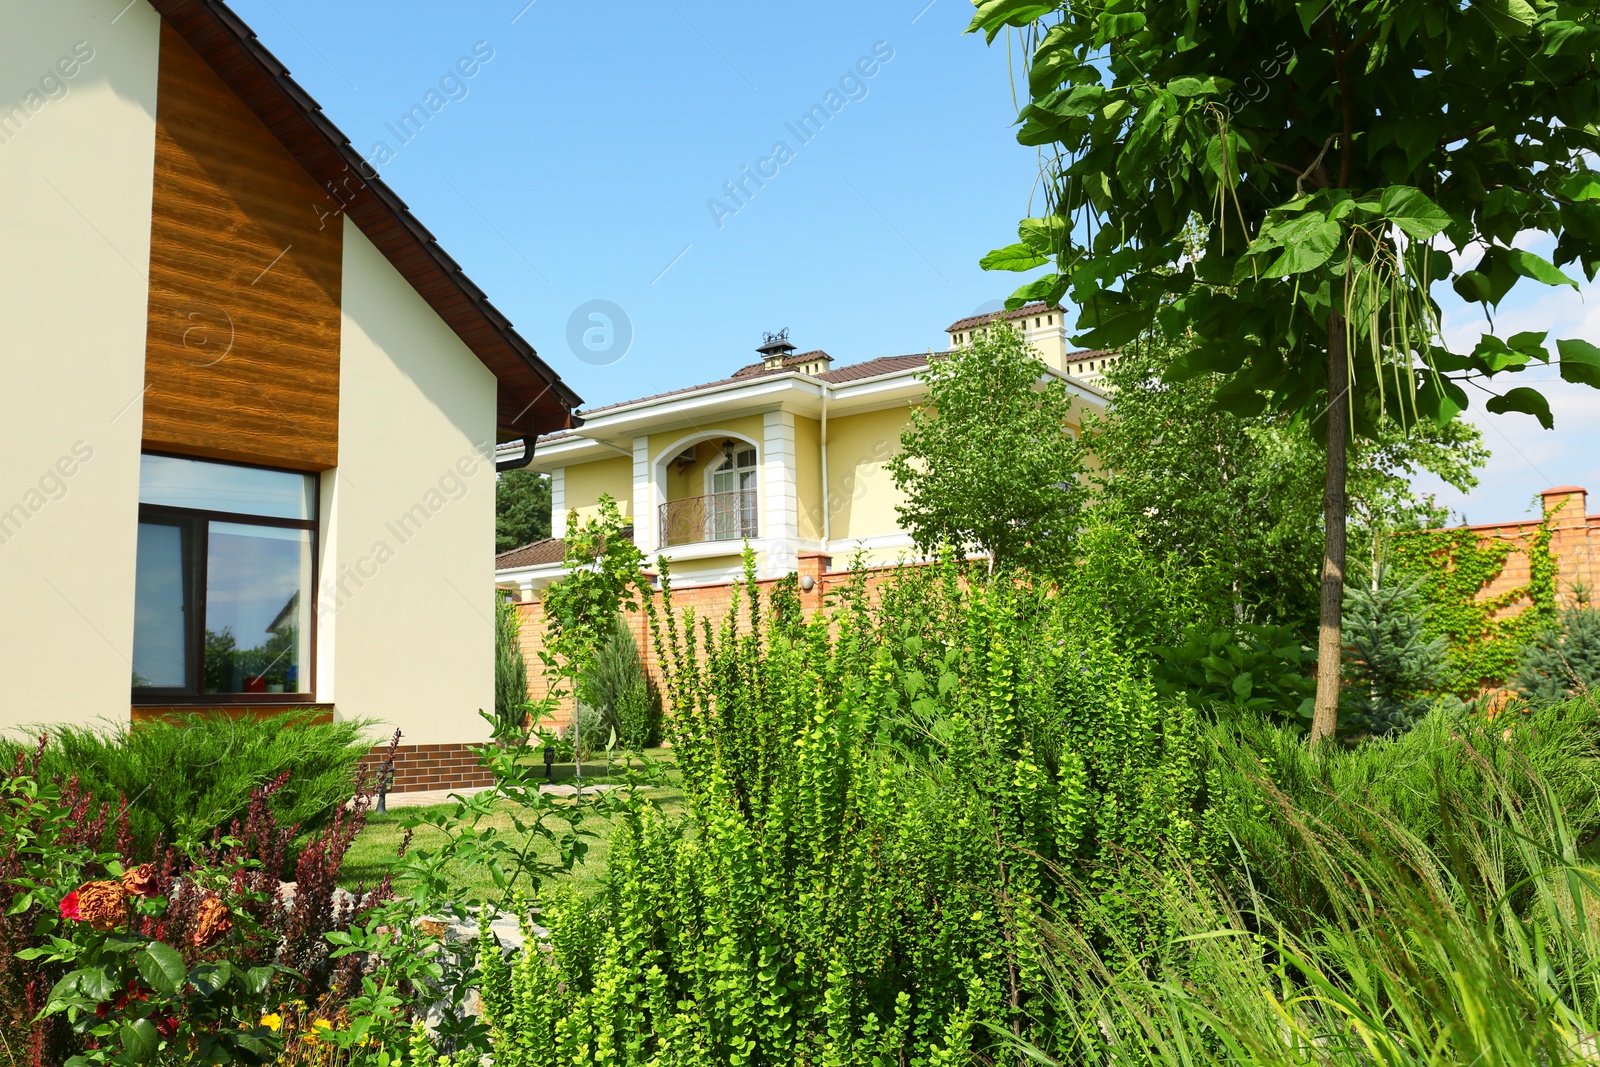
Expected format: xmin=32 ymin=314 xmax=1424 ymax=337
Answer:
xmin=343 ymin=749 xmax=683 ymax=901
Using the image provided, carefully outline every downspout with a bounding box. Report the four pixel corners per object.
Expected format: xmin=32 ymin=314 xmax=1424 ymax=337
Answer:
xmin=496 ymin=436 xmax=537 ymax=473
xmin=819 ymin=385 xmax=830 ymax=555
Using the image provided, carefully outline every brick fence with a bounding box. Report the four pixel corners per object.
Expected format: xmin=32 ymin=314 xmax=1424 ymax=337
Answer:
xmin=1443 ymin=486 xmax=1597 ymax=616
xmin=513 ymin=552 xmax=921 ymax=731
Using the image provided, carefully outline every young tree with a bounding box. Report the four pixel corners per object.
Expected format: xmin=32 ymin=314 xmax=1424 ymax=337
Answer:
xmin=888 ymin=324 xmax=1086 ymax=572
xmin=1086 ymin=335 xmax=1487 ymax=631
xmin=1341 ymin=563 xmax=1451 ymax=735
xmin=970 ymin=0 xmax=1600 ymax=743
xmin=496 ymin=468 xmax=552 ymax=553
xmin=1516 ymin=595 xmax=1600 ymax=701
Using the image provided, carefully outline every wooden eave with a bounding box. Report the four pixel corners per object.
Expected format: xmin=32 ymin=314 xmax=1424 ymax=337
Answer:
xmin=147 ymin=0 xmax=582 ymax=439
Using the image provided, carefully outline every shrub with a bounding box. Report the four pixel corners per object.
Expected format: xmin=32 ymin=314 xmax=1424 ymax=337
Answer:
xmin=494 ymin=597 xmax=532 ymax=738
xmin=474 ymin=553 xmax=1209 ymax=1064
xmin=1152 ymin=620 xmax=1316 ymax=726
xmin=0 ymin=739 xmax=396 ymax=1067
xmin=1 ymin=712 xmax=371 ymax=863
xmin=576 ymin=620 xmax=661 ymax=750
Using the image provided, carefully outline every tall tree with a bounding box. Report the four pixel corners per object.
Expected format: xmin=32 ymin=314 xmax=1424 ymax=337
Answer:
xmin=888 ymin=323 xmax=1086 ymax=572
xmin=1086 ymin=335 xmax=1487 ymax=631
xmin=970 ymin=0 xmax=1600 ymax=743
xmin=496 ymin=468 xmax=552 ymax=554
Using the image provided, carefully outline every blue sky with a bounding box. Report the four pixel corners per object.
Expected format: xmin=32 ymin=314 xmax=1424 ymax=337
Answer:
xmin=228 ymin=0 xmax=1598 ymax=524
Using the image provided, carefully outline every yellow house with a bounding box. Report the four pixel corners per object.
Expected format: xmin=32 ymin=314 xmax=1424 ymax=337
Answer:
xmin=495 ymin=303 xmax=1113 ymax=595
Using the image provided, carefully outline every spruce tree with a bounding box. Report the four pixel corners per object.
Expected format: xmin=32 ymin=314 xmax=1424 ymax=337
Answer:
xmin=1517 ymin=591 xmax=1600 ymax=702
xmin=1341 ymin=564 xmax=1449 ymax=735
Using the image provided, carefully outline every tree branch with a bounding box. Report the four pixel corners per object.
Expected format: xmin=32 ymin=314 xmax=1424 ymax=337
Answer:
xmin=1297 ymin=135 xmax=1339 ymax=197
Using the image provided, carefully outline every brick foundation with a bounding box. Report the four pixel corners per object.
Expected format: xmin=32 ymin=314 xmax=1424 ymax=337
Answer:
xmin=359 ymin=743 xmax=496 ymax=793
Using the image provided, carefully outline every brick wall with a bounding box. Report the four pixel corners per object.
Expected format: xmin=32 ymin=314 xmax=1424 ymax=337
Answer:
xmin=513 ymin=552 xmax=927 ymax=731
xmin=358 ymin=742 xmax=496 ymax=793
xmin=1445 ymin=487 xmax=1597 ymax=617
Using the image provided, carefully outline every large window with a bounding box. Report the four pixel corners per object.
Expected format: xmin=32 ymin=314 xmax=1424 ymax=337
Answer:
xmin=132 ymin=454 xmax=317 ymax=702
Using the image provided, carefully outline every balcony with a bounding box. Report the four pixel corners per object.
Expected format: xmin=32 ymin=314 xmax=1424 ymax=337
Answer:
xmin=659 ymin=490 xmax=758 ymax=548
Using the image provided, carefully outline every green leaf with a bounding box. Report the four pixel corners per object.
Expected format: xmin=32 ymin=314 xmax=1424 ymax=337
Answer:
xmin=1557 ymin=338 xmax=1600 ymax=388
xmin=1418 ymin=375 xmax=1469 ymax=423
xmin=137 ymin=941 xmax=187 ymax=996
xmin=1485 ymin=386 xmax=1554 ymax=428
xmin=1380 ymin=186 xmax=1454 ymax=239
xmin=965 ymin=0 xmax=1056 ymax=42
xmin=1508 ymin=248 xmax=1578 ymax=289
xmin=1166 ymin=76 xmax=1215 ymax=97
xmin=1263 ymin=220 xmax=1342 ymax=277
xmin=979 ymin=242 xmax=1049 ymax=272
xmin=119 ymin=1019 xmax=160 ymax=1063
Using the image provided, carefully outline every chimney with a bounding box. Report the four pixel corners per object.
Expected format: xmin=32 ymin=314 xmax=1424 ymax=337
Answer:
xmin=1541 ymin=486 xmax=1593 ymax=608
xmin=757 ymin=328 xmax=796 ymax=370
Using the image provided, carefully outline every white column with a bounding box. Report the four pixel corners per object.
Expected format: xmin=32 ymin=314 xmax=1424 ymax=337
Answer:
xmin=762 ymin=410 xmax=799 ymax=578
xmin=633 ymin=436 xmax=656 ymax=557
xmin=550 ymin=467 xmax=567 ymax=539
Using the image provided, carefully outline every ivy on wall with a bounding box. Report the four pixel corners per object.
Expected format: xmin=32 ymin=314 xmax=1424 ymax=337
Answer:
xmin=1389 ymin=519 xmax=1557 ymax=695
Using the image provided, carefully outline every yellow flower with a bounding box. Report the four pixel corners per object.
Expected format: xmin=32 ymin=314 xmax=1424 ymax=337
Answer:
xmin=260 ymin=1013 xmax=283 ymax=1032
xmin=312 ymin=1018 xmax=333 ymax=1034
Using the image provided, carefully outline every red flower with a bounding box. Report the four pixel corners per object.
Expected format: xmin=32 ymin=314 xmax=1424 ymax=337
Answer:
xmin=153 ymin=1015 xmax=178 ymax=1038
xmin=59 ymin=890 xmax=81 ymax=921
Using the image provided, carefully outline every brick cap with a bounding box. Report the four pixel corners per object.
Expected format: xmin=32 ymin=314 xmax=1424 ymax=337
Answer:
xmin=1542 ymin=486 xmax=1587 ymax=496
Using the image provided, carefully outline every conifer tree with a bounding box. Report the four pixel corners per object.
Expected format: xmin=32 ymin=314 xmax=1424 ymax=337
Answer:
xmin=1341 ymin=563 xmax=1449 ymax=735
xmin=1517 ymin=591 xmax=1600 ymax=702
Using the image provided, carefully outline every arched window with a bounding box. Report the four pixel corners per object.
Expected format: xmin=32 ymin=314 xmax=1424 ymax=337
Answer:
xmin=707 ymin=444 xmax=758 ymax=541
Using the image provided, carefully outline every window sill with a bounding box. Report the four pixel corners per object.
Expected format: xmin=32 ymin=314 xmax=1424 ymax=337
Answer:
xmin=131 ymin=702 xmax=333 ymax=724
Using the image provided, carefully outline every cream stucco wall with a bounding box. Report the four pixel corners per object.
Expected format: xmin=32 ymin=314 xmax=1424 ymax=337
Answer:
xmin=0 ymin=0 xmax=160 ymax=732
xmin=562 ymin=456 xmax=632 ymax=524
xmin=794 ymin=415 xmax=823 ymax=541
xmin=323 ymin=218 xmax=498 ymax=746
xmin=824 ymin=408 xmax=908 ymax=545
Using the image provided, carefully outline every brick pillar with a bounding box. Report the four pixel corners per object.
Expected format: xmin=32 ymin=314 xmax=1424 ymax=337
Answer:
xmin=796 ymin=551 xmax=832 ymax=613
xmin=1540 ymin=486 xmax=1592 ymax=607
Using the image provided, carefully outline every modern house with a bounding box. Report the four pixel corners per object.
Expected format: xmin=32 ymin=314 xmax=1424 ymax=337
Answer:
xmin=494 ymin=303 xmax=1112 ymax=597
xmin=2 ymin=0 xmax=579 ymax=780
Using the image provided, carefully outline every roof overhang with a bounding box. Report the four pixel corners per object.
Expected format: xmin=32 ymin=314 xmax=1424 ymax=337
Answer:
xmin=150 ymin=0 xmax=582 ymax=439
xmin=497 ymin=360 xmax=1108 ymax=473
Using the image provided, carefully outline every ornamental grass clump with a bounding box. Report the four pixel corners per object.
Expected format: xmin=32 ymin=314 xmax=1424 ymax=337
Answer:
xmin=475 ymin=552 xmax=1212 ymax=1065
xmin=1012 ymin=737 xmax=1600 ymax=1067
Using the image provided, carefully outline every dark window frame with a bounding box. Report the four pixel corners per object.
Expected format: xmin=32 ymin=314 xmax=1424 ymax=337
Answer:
xmin=132 ymin=452 xmax=320 ymax=706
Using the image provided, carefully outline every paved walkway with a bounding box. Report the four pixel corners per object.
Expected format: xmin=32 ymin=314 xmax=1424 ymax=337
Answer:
xmin=372 ymin=781 xmax=632 ymax=810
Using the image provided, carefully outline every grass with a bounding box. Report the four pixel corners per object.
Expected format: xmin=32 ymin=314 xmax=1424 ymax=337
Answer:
xmin=343 ymin=748 xmax=684 ymax=901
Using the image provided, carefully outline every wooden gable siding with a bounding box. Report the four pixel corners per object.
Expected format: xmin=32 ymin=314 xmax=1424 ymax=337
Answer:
xmin=142 ymin=20 xmax=342 ymax=471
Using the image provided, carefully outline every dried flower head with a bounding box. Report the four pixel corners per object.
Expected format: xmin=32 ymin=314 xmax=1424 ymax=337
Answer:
xmin=121 ymin=863 xmax=158 ymax=897
xmin=193 ymin=895 xmax=232 ymax=947
xmin=74 ymin=880 xmax=129 ymax=931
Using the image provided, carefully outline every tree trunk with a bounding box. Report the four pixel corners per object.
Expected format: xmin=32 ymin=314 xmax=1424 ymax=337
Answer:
xmin=1310 ymin=309 xmax=1349 ymax=747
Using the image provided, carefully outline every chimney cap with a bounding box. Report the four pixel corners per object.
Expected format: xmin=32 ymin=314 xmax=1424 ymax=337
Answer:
xmin=757 ymin=328 xmax=796 ymax=368
xmin=1542 ymin=486 xmax=1587 ymax=496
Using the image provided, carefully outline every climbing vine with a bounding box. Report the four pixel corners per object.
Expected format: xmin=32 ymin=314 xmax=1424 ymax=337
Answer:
xmin=1389 ymin=518 xmax=1557 ymax=695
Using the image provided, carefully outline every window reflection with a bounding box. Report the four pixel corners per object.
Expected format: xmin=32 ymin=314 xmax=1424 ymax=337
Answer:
xmin=203 ymin=524 xmax=312 ymax=694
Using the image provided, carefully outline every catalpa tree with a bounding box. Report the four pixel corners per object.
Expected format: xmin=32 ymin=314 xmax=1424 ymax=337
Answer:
xmin=970 ymin=0 xmax=1600 ymax=742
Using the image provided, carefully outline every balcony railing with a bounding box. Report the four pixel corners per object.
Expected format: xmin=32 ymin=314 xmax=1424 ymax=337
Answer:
xmin=659 ymin=490 xmax=758 ymax=548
